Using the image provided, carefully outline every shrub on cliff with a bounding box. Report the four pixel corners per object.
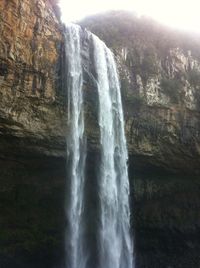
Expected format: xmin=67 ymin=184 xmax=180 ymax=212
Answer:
xmin=160 ymin=78 xmax=182 ymax=103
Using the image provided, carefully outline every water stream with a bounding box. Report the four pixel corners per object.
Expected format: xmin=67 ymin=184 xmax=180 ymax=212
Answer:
xmin=65 ymin=23 xmax=134 ymax=268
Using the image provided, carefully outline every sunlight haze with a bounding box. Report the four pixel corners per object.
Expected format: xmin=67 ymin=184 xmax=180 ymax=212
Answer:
xmin=59 ymin=0 xmax=200 ymax=33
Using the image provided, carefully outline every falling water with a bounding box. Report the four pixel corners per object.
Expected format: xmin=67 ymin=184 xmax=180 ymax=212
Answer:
xmin=92 ymin=35 xmax=133 ymax=268
xmin=64 ymin=24 xmax=86 ymax=268
xmin=65 ymin=24 xmax=133 ymax=268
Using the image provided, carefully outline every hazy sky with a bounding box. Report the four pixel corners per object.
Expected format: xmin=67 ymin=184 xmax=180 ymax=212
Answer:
xmin=59 ymin=0 xmax=200 ymax=33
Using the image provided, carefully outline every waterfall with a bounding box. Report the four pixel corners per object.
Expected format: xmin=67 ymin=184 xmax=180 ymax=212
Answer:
xmin=92 ymin=35 xmax=133 ymax=268
xmin=65 ymin=24 xmax=133 ymax=268
xmin=64 ymin=25 xmax=86 ymax=268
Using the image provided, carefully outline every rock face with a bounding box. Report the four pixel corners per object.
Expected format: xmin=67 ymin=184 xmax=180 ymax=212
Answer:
xmin=80 ymin=12 xmax=200 ymax=268
xmin=80 ymin=11 xmax=200 ymax=174
xmin=1 ymin=4 xmax=200 ymax=173
xmin=1 ymin=3 xmax=200 ymax=268
xmin=132 ymin=172 xmax=200 ymax=268
xmin=0 ymin=0 xmax=65 ymax=158
xmin=0 ymin=1 xmax=66 ymax=267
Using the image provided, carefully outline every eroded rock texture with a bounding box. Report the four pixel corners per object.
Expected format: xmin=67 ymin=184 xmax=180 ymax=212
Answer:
xmin=0 ymin=1 xmax=66 ymax=267
xmin=80 ymin=11 xmax=200 ymax=174
xmin=0 ymin=0 xmax=65 ymax=157
xmin=80 ymin=11 xmax=200 ymax=268
xmin=1 ymin=3 xmax=200 ymax=268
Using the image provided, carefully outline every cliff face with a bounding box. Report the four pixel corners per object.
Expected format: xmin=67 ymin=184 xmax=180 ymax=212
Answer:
xmin=1 ymin=3 xmax=200 ymax=268
xmin=132 ymin=172 xmax=200 ymax=268
xmin=80 ymin=11 xmax=200 ymax=174
xmin=0 ymin=0 xmax=65 ymax=158
xmin=0 ymin=1 xmax=66 ymax=267
xmin=1 ymin=4 xmax=200 ymax=173
xmin=80 ymin=13 xmax=200 ymax=267
xmin=121 ymin=48 xmax=200 ymax=173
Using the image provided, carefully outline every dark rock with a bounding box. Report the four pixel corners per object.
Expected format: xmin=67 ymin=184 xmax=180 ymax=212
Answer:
xmin=1 ymin=3 xmax=200 ymax=268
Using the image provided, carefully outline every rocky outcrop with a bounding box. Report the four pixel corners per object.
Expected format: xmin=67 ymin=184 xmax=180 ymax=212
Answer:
xmin=0 ymin=0 xmax=65 ymax=158
xmin=1 ymin=5 xmax=200 ymax=173
xmin=80 ymin=12 xmax=200 ymax=268
xmin=1 ymin=3 xmax=200 ymax=268
xmin=0 ymin=1 xmax=66 ymax=267
xmin=80 ymin=11 xmax=200 ymax=174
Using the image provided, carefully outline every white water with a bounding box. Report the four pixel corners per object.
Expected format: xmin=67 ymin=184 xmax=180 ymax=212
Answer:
xmin=93 ymin=35 xmax=133 ymax=268
xmin=65 ymin=24 xmax=133 ymax=268
xmin=64 ymin=24 xmax=86 ymax=268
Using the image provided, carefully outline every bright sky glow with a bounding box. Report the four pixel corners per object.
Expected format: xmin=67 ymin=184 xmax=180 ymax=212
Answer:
xmin=59 ymin=0 xmax=200 ymax=33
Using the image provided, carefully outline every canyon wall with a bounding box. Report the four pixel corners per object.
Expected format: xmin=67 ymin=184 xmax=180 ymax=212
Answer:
xmin=80 ymin=11 xmax=200 ymax=174
xmin=1 ymin=4 xmax=200 ymax=173
xmin=0 ymin=0 xmax=65 ymax=158
xmin=80 ymin=12 xmax=200 ymax=267
xmin=0 ymin=1 xmax=65 ymax=267
xmin=0 ymin=2 xmax=200 ymax=268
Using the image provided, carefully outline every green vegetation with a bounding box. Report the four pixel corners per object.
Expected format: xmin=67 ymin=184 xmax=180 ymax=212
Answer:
xmin=120 ymin=77 xmax=145 ymax=108
xmin=160 ymin=78 xmax=182 ymax=103
xmin=187 ymin=68 xmax=200 ymax=88
xmin=125 ymin=94 xmax=145 ymax=108
xmin=140 ymin=50 xmax=158 ymax=84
